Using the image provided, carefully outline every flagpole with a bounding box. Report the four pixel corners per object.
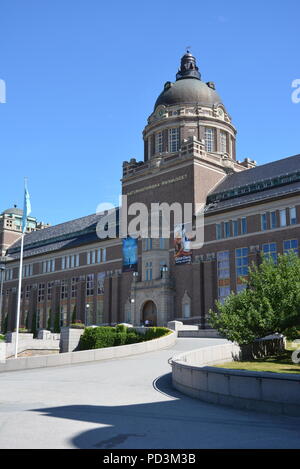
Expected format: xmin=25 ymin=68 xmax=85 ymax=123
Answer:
xmin=14 ymin=233 xmax=24 ymax=359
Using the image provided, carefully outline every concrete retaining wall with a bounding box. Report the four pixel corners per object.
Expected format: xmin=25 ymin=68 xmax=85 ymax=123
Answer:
xmin=5 ymin=332 xmax=60 ymax=358
xmin=0 ymin=330 xmax=176 ymax=373
xmin=171 ymin=343 xmax=300 ymax=417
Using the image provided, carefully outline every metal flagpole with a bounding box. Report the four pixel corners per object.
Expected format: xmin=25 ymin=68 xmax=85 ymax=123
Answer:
xmin=14 ymin=177 xmax=31 ymax=359
xmin=14 ymin=233 xmax=24 ymax=358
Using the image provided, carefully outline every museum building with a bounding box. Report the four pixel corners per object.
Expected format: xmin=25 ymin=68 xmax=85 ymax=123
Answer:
xmin=1 ymin=52 xmax=299 ymax=330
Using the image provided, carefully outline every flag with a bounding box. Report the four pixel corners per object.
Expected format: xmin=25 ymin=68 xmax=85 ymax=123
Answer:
xmin=21 ymin=182 xmax=31 ymax=233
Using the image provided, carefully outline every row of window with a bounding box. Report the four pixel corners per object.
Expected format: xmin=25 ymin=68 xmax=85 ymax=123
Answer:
xmin=261 ymin=207 xmax=297 ymax=231
xmin=5 ymin=248 xmax=109 ymax=282
xmin=216 ymin=218 xmax=247 ymax=239
xmin=217 ymin=239 xmax=299 ymax=302
xmin=216 ymin=207 xmax=297 ymax=240
xmin=152 ymin=127 xmax=227 ymax=155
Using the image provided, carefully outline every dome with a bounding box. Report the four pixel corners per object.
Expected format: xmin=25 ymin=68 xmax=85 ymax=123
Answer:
xmin=154 ymin=51 xmax=222 ymax=111
xmin=154 ymin=78 xmax=222 ymax=110
xmin=2 ymin=206 xmax=23 ymax=216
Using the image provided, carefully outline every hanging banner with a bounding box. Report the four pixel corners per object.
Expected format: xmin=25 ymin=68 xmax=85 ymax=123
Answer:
xmin=174 ymin=225 xmax=193 ymax=265
xmin=122 ymin=237 xmax=138 ymax=272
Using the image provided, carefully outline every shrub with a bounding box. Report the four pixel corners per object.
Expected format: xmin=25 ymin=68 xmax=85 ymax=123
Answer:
xmin=69 ymin=322 xmax=85 ymax=329
xmin=54 ymin=312 xmax=60 ymax=333
xmin=78 ymin=325 xmax=170 ymax=350
xmin=0 ymin=334 xmax=5 ymax=341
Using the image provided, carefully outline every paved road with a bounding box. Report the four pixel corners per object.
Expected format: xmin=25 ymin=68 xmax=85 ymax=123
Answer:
xmin=0 ymin=337 xmax=300 ymax=449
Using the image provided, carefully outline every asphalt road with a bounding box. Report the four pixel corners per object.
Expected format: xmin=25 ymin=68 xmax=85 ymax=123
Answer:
xmin=0 ymin=337 xmax=300 ymax=449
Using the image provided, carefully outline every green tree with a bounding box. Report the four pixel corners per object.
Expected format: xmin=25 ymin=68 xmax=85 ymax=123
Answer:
xmin=53 ymin=311 xmax=60 ymax=333
xmin=71 ymin=305 xmax=77 ymax=324
xmin=47 ymin=309 xmax=52 ymax=331
xmin=210 ymin=252 xmax=300 ymax=345
xmin=31 ymin=311 xmax=37 ymax=337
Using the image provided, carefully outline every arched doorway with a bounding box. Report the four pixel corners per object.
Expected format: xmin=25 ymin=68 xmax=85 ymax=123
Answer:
xmin=142 ymin=300 xmax=157 ymax=326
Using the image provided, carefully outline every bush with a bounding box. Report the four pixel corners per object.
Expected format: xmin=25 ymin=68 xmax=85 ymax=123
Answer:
xmin=0 ymin=334 xmax=5 ymax=341
xmin=69 ymin=322 xmax=85 ymax=329
xmin=78 ymin=326 xmax=170 ymax=350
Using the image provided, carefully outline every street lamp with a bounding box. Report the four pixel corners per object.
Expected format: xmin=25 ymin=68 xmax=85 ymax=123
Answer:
xmin=0 ymin=263 xmax=5 ymax=331
xmin=85 ymin=304 xmax=90 ymax=326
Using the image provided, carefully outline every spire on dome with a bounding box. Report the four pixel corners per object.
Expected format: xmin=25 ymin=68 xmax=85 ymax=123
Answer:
xmin=176 ymin=50 xmax=201 ymax=81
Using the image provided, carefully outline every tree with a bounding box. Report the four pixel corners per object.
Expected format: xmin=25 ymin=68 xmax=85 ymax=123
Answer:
xmin=71 ymin=305 xmax=77 ymax=324
xmin=53 ymin=311 xmax=60 ymax=333
xmin=31 ymin=311 xmax=37 ymax=337
xmin=209 ymin=252 xmax=300 ymax=345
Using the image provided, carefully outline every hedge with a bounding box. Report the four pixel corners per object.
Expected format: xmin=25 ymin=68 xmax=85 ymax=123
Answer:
xmin=78 ymin=326 xmax=170 ymax=351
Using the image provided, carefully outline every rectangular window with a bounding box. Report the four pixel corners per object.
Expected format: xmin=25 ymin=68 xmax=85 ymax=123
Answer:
xmin=168 ymin=128 xmax=179 ymax=152
xmin=97 ymin=272 xmax=105 ymax=295
xmin=155 ymin=131 xmax=163 ymax=153
xmin=61 ymin=280 xmax=68 ymax=299
xmin=38 ymin=283 xmax=45 ymax=303
xmin=283 ymin=239 xmax=298 ymax=255
xmin=86 ymin=274 xmax=94 ymax=297
xmin=220 ymin=131 xmax=227 ymax=153
xmin=263 ymin=243 xmax=277 ymax=262
xmin=159 ymin=238 xmax=165 ymax=249
xmin=145 ymin=261 xmax=153 ymax=281
xmin=261 ymin=213 xmax=267 ymax=231
xmin=290 ymin=207 xmax=297 ymax=225
xmin=87 ymin=252 xmax=91 ymax=265
xmin=241 ymin=217 xmax=247 ymax=235
xmin=62 ymin=257 xmax=66 ymax=270
xmin=216 ymin=223 xmax=222 ymax=240
xmin=235 ymin=248 xmax=249 ymax=293
xmin=205 ymin=128 xmax=214 ymax=152
xmin=224 ymin=221 xmax=231 ymax=238
xmin=280 ymin=209 xmax=287 ymax=227
xmin=71 ymin=277 xmax=78 ymax=298
xmin=47 ymin=282 xmax=53 ymax=301
xmin=97 ymin=248 xmax=101 ymax=263
xmin=102 ymin=248 xmax=106 ymax=262
xmin=271 ymin=211 xmax=277 ymax=229
xmin=217 ymin=251 xmax=230 ymax=303
xmin=232 ymin=220 xmax=239 ymax=237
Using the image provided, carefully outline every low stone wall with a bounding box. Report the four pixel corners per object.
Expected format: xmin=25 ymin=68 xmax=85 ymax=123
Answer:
xmin=5 ymin=332 xmax=60 ymax=358
xmin=0 ymin=330 xmax=176 ymax=373
xmin=167 ymin=320 xmax=220 ymax=338
xmin=171 ymin=342 xmax=300 ymax=417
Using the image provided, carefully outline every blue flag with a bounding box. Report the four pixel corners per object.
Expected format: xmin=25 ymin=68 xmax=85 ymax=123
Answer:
xmin=21 ymin=183 xmax=31 ymax=233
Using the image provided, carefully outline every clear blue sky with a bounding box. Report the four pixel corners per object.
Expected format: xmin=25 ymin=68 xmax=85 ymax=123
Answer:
xmin=1 ymin=0 xmax=299 ymax=225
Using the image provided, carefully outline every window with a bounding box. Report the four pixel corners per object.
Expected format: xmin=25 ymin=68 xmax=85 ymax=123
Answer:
xmin=289 ymin=207 xmax=297 ymax=225
xmin=216 ymin=223 xmax=222 ymax=240
xmin=205 ymin=128 xmax=214 ymax=152
xmin=155 ymin=131 xmax=163 ymax=153
xmin=38 ymin=283 xmax=45 ymax=303
xmin=280 ymin=209 xmax=287 ymax=227
xmin=261 ymin=213 xmax=267 ymax=231
xmin=61 ymin=254 xmax=79 ymax=270
xmin=61 ymin=280 xmax=68 ymax=299
xmin=96 ymin=299 xmax=104 ymax=324
xmin=159 ymin=238 xmax=165 ymax=249
xmin=232 ymin=220 xmax=239 ymax=237
xmin=71 ymin=277 xmax=78 ymax=298
xmin=22 ymin=264 xmax=33 ymax=278
xmin=263 ymin=243 xmax=277 ymax=262
xmin=220 ymin=131 xmax=227 ymax=153
xmin=145 ymin=262 xmax=153 ymax=281
xmin=87 ymin=249 xmax=105 ymax=265
xmin=283 ymin=239 xmax=298 ymax=255
xmin=25 ymin=285 xmax=31 ymax=299
xmin=217 ymin=251 xmax=230 ymax=303
xmin=5 ymin=269 xmax=13 ymax=281
xmin=168 ymin=128 xmax=179 ymax=152
xmin=97 ymin=272 xmax=105 ymax=295
xmin=86 ymin=274 xmax=94 ymax=296
xmin=42 ymin=259 xmax=55 ymax=273
xmin=145 ymin=238 xmax=153 ymax=250
xmin=271 ymin=211 xmax=277 ymax=229
xmin=241 ymin=217 xmax=247 ymax=235
xmin=47 ymin=282 xmax=53 ymax=301
xmin=235 ymin=248 xmax=249 ymax=293
xmin=224 ymin=221 xmax=231 ymax=238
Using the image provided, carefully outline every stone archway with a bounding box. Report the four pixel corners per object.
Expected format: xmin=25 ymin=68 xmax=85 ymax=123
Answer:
xmin=142 ymin=300 xmax=157 ymax=326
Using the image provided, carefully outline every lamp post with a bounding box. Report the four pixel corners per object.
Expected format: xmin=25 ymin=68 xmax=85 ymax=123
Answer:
xmin=0 ymin=263 xmax=5 ymax=331
xmin=85 ymin=304 xmax=90 ymax=326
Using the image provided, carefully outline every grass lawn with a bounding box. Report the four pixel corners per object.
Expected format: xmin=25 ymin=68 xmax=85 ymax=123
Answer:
xmin=214 ymin=341 xmax=300 ymax=375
